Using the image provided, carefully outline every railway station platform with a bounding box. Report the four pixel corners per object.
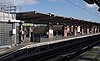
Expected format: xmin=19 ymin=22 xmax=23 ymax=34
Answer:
xmin=0 ymin=33 xmax=100 ymax=56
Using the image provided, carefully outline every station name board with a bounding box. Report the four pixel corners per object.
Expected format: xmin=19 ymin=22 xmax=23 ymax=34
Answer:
xmin=22 ymin=23 xmax=33 ymax=26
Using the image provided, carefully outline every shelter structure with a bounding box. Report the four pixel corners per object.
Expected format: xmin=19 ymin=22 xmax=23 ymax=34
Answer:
xmin=16 ymin=11 xmax=100 ymax=43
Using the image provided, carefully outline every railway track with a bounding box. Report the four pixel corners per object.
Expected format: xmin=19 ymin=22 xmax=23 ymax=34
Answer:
xmin=0 ymin=34 xmax=100 ymax=61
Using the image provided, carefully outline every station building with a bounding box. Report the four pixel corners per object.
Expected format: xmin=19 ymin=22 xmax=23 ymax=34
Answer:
xmin=0 ymin=12 xmax=20 ymax=48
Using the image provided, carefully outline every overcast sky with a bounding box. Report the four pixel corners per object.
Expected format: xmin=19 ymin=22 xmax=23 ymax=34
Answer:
xmin=0 ymin=0 xmax=100 ymax=23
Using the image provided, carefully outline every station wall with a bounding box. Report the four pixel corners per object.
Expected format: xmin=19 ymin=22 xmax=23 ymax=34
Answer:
xmin=0 ymin=22 xmax=13 ymax=47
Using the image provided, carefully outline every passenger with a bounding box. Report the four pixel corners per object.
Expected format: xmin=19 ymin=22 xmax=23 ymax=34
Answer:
xmin=33 ymin=27 xmax=41 ymax=42
xmin=18 ymin=30 xmax=24 ymax=43
xmin=18 ymin=30 xmax=22 ymax=44
xmin=23 ymin=27 xmax=28 ymax=42
xmin=30 ymin=27 xmax=33 ymax=42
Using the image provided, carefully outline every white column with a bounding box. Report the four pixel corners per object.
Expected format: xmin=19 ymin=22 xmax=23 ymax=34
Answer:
xmin=87 ymin=26 xmax=89 ymax=34
xmin=71 ymin=25 xmax=74 ymax=32
xmin=74 ymin=25 xmax=77 ymax=36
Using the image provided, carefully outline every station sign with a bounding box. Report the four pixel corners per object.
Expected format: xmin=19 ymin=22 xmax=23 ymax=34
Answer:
xmin=22 ymin=23 xmax=33 ymax=26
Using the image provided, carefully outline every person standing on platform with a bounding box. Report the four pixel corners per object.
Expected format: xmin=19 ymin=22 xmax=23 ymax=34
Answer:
xmin=33 ymin=27 xmax=41 ymax=42
xmin=23 ymin=27 xmax=28 ymax=43
xmin=30 ymin=27 xmax=33 ymax=42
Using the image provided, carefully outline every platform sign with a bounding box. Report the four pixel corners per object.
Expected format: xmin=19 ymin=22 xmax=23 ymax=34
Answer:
xmin=22 ymin=23 xmax=33 ymax=26
xmin=13 ymin=29 xmax=16 ymax=34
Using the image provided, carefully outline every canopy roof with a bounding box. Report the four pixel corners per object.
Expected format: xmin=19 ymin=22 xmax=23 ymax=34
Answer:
xmin=16 ymin=11 xmax=100 ymax=26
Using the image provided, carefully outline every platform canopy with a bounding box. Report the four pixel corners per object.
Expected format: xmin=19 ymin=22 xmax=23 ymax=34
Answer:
xmin=16 ymin=11 xmax=100 ymax=26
